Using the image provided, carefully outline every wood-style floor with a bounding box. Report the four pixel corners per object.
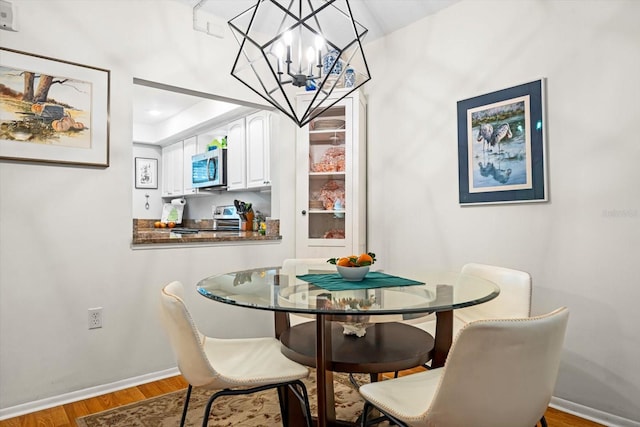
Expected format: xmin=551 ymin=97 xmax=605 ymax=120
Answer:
xmin=0 ymin=373 xmax=604 ymax=427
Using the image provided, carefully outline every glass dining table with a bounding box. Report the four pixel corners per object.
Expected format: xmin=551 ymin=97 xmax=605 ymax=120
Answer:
xmin=196 ymin=264 xmax=499 ymax=427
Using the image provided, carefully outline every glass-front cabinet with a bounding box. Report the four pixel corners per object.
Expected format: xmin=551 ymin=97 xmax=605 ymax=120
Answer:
xmin=296 ymin=90 xmax=367 ymax=258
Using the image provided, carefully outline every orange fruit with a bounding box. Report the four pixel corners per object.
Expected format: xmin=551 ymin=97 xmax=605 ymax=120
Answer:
xmin=159 ymin=222 xmax=167 ymax=228
xmin=154 ymin=221 xmax=162 ymax=228
xmin=357 ymin=253 xmax=373 ymax=266
xmin=336 ymin=257 xmax=352 ymax=267
xmin=168 ymin=222 xmax=176 ymax=228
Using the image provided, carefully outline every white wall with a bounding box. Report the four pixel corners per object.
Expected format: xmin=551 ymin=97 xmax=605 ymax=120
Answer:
xmin=2 ymin=0 xmax=640 ymax=424
xmin=363 ymin=0 xmax=640 ymax=423
xmin=0 ymin=0 xmax=296 ymax=413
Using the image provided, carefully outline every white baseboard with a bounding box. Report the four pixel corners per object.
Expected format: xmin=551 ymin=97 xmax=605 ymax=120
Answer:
xmin=0 ymin=367 xmax=180 ymax=421
xmin=550 ymin=396 xmax=640 ymax=427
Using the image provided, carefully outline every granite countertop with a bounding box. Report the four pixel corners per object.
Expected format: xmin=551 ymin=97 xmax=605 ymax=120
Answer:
xmin=132 ymin=219 xmax=281 ymax=245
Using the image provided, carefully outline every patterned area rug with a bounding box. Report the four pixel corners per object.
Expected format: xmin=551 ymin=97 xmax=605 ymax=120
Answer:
xmin=76 ymin=371 xmax=381 ymax=427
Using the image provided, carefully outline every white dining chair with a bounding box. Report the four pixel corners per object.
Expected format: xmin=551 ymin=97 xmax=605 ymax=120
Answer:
xmin=413 ymin=262 xmax=532 ymax=340
xmin=359 ymin=307 xmax=570 ymax=427
xmin=159 ymin=281 xmax=313 ymax=427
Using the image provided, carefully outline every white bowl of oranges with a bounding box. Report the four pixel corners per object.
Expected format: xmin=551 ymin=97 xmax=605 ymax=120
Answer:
xmin=328 ymin=253 xmax=376 ymax=282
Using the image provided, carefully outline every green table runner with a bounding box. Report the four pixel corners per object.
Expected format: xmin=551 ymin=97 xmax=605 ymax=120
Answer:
xmin=296 ymin=271 xmax=423 ymax=291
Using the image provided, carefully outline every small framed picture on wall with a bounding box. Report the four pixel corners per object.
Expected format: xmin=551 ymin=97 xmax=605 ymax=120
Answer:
xmin=135 ymin=157 xmax=158 ymax=189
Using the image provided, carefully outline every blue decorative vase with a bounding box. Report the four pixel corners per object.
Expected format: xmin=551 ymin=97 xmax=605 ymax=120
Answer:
xmin=305 ymin=78 xmax=317 ymax=91
xmin=322 ymin=49 xmax=342 ymax=76
xmin=344 ymin=68 xmax=355 ymax=88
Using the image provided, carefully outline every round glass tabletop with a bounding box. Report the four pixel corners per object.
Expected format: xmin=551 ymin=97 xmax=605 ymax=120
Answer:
xmin=196 ymin=264 xmax=499 ymax=318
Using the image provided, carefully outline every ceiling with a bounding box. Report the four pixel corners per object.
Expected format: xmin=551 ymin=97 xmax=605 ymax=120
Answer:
xmin=134 ymin=0 xmax=459 ymax=143
xmin=133 ymin=84 xmax=213 ymax=127
xmin=178 ymin=0 xmax=460 ymax=42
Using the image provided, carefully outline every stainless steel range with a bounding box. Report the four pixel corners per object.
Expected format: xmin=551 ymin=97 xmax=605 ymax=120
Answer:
xmin=212 ymin=205 xmax=240 ymax=230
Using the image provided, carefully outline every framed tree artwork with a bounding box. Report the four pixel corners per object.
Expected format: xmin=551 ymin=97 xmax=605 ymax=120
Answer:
xmin=0 ymin=47 xmax=110 ymax=167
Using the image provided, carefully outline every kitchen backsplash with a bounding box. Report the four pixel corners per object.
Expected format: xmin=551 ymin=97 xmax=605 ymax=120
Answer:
xmin=184 ymin=192 xmax=271 ymax=220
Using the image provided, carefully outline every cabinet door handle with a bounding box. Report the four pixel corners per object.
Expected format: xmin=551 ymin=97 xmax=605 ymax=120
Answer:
xmin=301 ymin=210 xmax=307 ymax=215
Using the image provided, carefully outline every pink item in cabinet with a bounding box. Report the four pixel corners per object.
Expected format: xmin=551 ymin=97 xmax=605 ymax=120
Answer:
xmin=323 ymin=229 xmax=346 ymax=239
xmin=312 ymin=146 xmax=345 ymax=172
xmin=319 ymin=180 xmax=345 ymax=211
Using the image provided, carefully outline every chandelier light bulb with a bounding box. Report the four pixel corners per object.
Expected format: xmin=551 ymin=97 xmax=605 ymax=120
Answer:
xmin=274 ymin=42 xmax=284 ymax=74
xmin=274 ymin=42 xmax=284 ymax=60
xmin=314 ymin=35 xmax=324 ymax=68
xmin=306 ymin=46 xmax=316 ymax=76
xmin=283 ymin=30 xmax=293 ymax=46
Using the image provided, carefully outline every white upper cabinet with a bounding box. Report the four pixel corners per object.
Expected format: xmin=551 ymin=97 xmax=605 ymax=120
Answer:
xmin=161 ymin=141 xmax=184 ymax=197
xmin=226 ymin=117 xmax=247 ymax=191
xmin=161 ymin=136 xmax=205 ymax=197
xmin=245 ymin=111 xmax=271 ymax=189
xmin=182 ymin=136 xmax=198 ymax=195
xmin=226 ymin=111 xmax=272 ymax=191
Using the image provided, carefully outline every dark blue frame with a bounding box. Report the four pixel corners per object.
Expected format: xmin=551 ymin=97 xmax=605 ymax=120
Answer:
xmin=457 ymin=79 xmax=546 ymax=205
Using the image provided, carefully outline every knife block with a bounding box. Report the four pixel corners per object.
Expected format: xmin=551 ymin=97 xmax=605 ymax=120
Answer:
xmin=241 ymin=211 xmax=254 ymax=231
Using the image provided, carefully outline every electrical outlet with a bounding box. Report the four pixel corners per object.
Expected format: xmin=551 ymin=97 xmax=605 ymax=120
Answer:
xmin=88 ymin=308 xmax=102 ymax=329
xmin=0 ymin=0 xmax=18 ymax=32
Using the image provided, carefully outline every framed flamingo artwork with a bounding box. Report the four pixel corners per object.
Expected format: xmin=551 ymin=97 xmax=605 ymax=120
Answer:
xmin=457 ymin=79 xmax=547 ymax=205
xmin=0 ymin=47 xmax=110 ymax=167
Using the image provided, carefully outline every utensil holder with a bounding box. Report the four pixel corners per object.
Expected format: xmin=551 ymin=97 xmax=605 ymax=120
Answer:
xmin=242 ymin=211 xmax=254 ymax=231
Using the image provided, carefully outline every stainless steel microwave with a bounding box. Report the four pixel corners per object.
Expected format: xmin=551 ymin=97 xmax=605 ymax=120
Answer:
xmin=192 ymin=148 xmax=227 ymax=188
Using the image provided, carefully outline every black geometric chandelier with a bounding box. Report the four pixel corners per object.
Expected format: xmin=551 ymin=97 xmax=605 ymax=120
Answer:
xmin=229 ymin=0 xmax=371 ymax=127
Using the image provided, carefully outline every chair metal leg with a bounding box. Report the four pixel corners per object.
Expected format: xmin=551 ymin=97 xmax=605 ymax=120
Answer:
xmin=539 ymin=415 xmax=548 ymax=427
xmin=360 ymin=400 xmax=407 ymax=427
xmin=360 ymin=401 xmax=392 ymax=427
xmin=202 ymin=392 xmax=215 ymax=427
xmin=202 ymin=388 xmax=245 ymax=427
xmin=180 ymin=384 xmax=192 ymax=427
xmin=349 ymin=373 xmax=362 ymax=388
xmin=360 ymin=402 xmax=372 ymax=427
xmin=277 ymin=385 xmax=289 ymax=426
xmin=287 ymin=380 xmax=313 ymax=427
xmin=201 ymin=381 xmax=312 ymax=427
